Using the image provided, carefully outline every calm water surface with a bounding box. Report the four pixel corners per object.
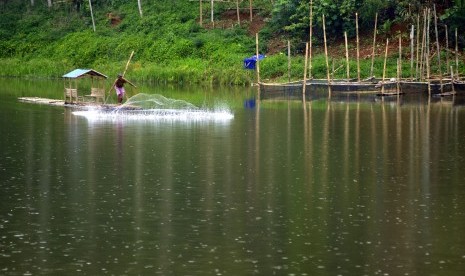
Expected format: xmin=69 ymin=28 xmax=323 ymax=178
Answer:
xmin=1 ymin=79 xmax=465 ymax=275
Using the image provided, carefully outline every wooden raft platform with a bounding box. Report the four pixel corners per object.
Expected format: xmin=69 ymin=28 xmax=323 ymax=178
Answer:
xmin=18 ymin=97 xmax=142 ymax=110
xmin=19 ymin=97 xmax=67 ymax=106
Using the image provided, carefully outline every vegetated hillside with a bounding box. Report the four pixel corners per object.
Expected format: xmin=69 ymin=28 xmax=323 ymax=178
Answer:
xmin=0 ymin=1 xmax=463 ymax=85
xmin=0 ymin=1 xmax=268 ymax=84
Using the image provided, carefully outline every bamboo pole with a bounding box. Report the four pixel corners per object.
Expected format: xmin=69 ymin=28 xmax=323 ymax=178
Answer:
xmin=104 ymin=51 xmax=134 ymax=104
xmin=445 ymin=25 xmax=450 ymax=74
xmin=434 ymin=5 xmax=441 ymax=74
xmin=356 ymin=12 xmax=360 ymax=82
xmin=420 ymin=9 xmax=427 ymax=81
xmin=287 ymin=40 xmax=291 ymax=82
xmin=331 ymin=59 xmax=334 ymax=77
xmin=303 ymin=42 xmax=309 ymax=98
xmin=410 ymin=25 xmax=414 ymax=80
xmin=433 ymin=5 xmax=443 ymax=93
xmin=381 ymin=39 xmax=389 ymax=94
xmin=451 ymin=67 xmax=455 ymax=93
xmin=308 ymin=0 xmax=313 ymax=79
xmin=415 ymin=14 xmax=420 ymax=79
xmin=256 ymin=33 xmax=260 ymax=99
xmin=426 ymin=8 xmax=431 ymax=96
xmin=399 ymin=36 xmax=402 ymax=80
xmin=122 ymin=51 xmax=135 ymax=77
xmin=397 ymin=58 xmax=400 ymax=95
xmin=455 ymin=28 xmax=459 ymax=78
xmin=323 ymin=15 xmax=332 ymax=98
xmin=370 ymin=13 xmax=378 ymax=78
xmin=398 ymin=36 xmax=402 ymax=92
xmin=345 ymin=31 xmax=350 ymax=81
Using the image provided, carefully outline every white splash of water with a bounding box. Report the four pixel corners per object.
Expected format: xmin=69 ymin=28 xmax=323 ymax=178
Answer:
xmin=72 ymin=94 xmax=234 ymax=123
xmin=72 ymin=107 xmax=234 ymax=123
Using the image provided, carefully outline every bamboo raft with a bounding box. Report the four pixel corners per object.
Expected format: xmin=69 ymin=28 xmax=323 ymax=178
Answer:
xmin=19 ymin=97 xmax=68 ymax=106
xmin=18 ymin=97 xmax=142 ymax=110
xmin=259 ymin=78 xmax=465 ymax=100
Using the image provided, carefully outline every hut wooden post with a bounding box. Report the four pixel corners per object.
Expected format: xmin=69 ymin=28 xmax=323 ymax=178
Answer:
xmin=370 ymin=13 xmax=378 ymax=78
xmin=287 ymin=40 xmax=291 ymax=82
xmin=344 ymin=31 xmax=350 ymax=81
xmin=381 ymin=39 xmax=389 ymax=94
xmin=90 ymin=76 xmax=94 ymax=95
xmin=356 ymin=12 xmax=361 ymax=82
xmin=323 ymin=14 xmax=332 ymax=98
xmin=74 ymin=79 xmax=78 ymax=102
xmin=303 ymin=42 xmax=309 ymax=99
xmin=308 ymin=0 xmax=313 ymax=79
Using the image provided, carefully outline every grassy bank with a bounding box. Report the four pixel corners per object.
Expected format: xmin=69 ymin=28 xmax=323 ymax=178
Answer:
xmin=1 ymin=50 xmax=462 ymax=86
xmin=0 ymin=56 xmax=254 ymax=86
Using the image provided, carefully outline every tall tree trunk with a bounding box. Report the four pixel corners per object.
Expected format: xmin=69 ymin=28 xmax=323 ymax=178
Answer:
xmin=30 ymin=0 xmax=34 ymax=6
xmin=88 ymin=0 xmax=96 ymax=32
xmin=47 ymin=0 xmax=52 ymax=8
xmin=249 ymin=0 xmax=253 ymax=21
xmin=211 ymin=0 xmax=214 ymax=25
xmin=199 ymin=0 xmax=203 ymax=27
xmin=137 ymin=0 xmax=143 ymax=17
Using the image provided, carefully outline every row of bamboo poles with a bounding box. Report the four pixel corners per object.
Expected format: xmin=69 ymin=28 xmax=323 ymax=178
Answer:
xmin=254 ymin=1 xmax=462 ymax=99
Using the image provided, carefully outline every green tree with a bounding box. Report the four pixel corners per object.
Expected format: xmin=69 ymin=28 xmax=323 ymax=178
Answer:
xmin=268 ymin=0 xmax=360 ymax=42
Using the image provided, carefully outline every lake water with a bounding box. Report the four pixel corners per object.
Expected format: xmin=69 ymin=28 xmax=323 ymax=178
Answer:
xmin=1 ymin=78 xmax=465 ymax=275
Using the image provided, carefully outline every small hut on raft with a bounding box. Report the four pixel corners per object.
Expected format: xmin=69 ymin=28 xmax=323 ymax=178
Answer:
xmin=62 ymin=69 xmax=108 ymax=103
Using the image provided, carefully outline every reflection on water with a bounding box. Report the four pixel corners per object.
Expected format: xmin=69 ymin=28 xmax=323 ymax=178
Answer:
xmin=1 ymin=79 xmax=465 ymax=275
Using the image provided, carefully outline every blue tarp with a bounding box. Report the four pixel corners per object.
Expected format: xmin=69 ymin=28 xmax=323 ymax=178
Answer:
xmin=62 ymin=69 xmax=108 ymax=79
xmin=243 ymin=54 xmax=265 ymax=70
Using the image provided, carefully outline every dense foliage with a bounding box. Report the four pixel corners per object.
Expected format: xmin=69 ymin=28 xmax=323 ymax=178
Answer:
xmin=269 ymin=0 xmax=465 ymax=43
xmin=0 ymin=0 xmax=463 ymax=84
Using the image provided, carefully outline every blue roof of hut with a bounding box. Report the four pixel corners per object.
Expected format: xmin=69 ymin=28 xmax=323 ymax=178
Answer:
xmin=62 ymin=69 xmax=108 ymax=79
